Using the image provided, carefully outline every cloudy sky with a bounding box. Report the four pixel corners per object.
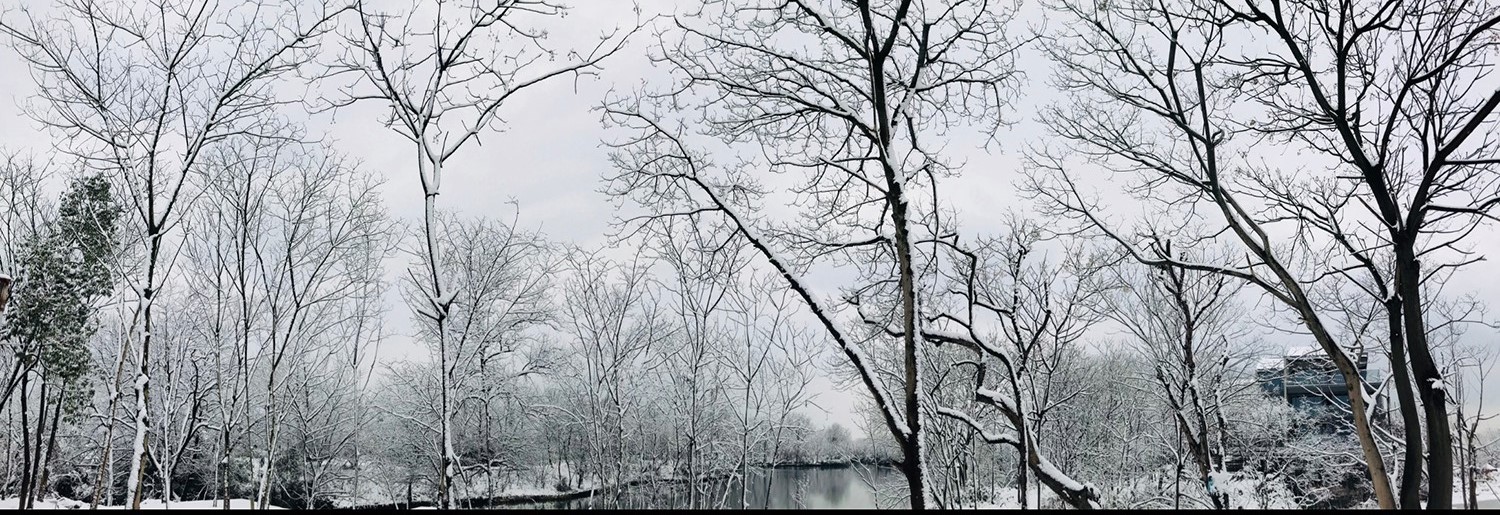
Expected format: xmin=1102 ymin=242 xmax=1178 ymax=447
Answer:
xmin=2 ymin=0 xmax=1499 ymax=436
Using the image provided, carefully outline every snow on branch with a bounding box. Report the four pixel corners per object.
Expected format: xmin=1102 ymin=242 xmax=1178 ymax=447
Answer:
xmin=935 ymin=405 xmax=1019 ymax=447
xmin=601 ymin=107 xmax=913 ymax=444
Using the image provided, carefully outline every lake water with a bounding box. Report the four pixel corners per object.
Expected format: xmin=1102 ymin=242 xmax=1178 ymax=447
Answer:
xmin=514 ymin=464 xmax=904 ymax=510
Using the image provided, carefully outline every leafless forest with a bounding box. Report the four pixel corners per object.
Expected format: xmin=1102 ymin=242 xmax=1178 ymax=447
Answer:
xmin=1 ymin=0 xmax=1499 ymax=510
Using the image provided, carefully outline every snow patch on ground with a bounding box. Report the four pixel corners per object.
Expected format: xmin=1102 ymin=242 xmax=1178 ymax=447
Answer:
xmin=0 ymin=498 xmax=280 ymax=510
xmin=1210 ymin=471 xmax=1298 ymax=509
xmin=1453 ymin=474 xmax=1500 ymax=509
xmin=337 ymin=459 xmax=620 ymax=507
xmin=966 ymin=485 xmax=1054 ymax=509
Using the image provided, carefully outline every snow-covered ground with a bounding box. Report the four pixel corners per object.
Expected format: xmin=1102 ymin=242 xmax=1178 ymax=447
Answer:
xmin=1455 ymin=476 xmax=1500 ymax=509
xmin=333 ymin=459 xmax=604 ymax=508
xmin=968 ymin=488 xmax=1052 ymax=510
xmin=0 ymin=498 xmax=281 ymax=510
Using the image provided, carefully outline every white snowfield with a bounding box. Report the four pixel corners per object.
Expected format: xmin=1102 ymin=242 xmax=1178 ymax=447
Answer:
xmin=0 ymin=498 xmax=283 ymax=510
xmin=1461 ymin=477 xmax=1500 ymax=509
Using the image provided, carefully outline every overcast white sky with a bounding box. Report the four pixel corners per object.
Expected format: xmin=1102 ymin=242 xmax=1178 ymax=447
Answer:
xmin=2 ymin=0 xmax=1499 ymax=436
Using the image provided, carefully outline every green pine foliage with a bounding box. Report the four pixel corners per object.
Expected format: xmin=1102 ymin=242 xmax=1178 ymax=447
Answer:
xmin=3 ymin=173 xmax=120 ymax=393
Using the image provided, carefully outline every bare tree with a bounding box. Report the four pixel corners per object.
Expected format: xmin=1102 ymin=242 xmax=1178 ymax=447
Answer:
xmin=146 ymin=300 xmax=212 ymax=508
xmin=2 ymin=0 xmax=343 ymax=506
xmin=423 ymin=214 xmax=555 ymax=502
xmin=276 ymin=271 xmax=387 ymax=512
xmin=337 ymin=230 xmax=390 ymax=509
xmin=182 ymin=137 xmax=277 ymax=509
xmin=1208 ymin=1 xmax=1500 ymax=507
xmin=602 ymin=1 xmax=1023 ymax=506
xmin=250 ymin=146 xmax=389 ymax=509
xmin=1097 ymin=245 xmax=1252 ymax=509
xmin=558 ymin=247 xmax=669 ymax=507
xmin=1449 ymin=336 xmax=1497 ymax=510
xmin=719 ymin=270 xmax=821 ymax=508
xmin=1025 ymin=0 xmax=1400 ymax=506
xmin=182 ymin=137 xmax=391 ymax=509
xmin=1242 ymin=165 xmax=1426 ymax=507
xmin=368 ymin=360 xmax=446 ymax=507
xmin=872 ymin=218 xmax=1104 ymax=509
xmin=329 ymin=2 xmax=631 ymax=506
xmin=650 ymin=218 xmax=741 ymax=508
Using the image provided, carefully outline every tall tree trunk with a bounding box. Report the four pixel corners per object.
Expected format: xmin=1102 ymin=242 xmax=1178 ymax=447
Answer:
xmin=1286 ymin=298 xmax=1396 ymax=507
xmin=1466 ymin=426 xmax=1478 ymax=510
xmin=892 ymin=207 xmax=927 ymax=511
xmin=37 ymin=388 xmax=64 ymax=504
xmin=1386 ymin=298 xmax=1425 ymax=509
xmin=93 ymin=332 xmax=128 ymax=509
xmin=1176 ymin=416 xmax=1222 ymax=510
xmin=1016 ymin=443 xmax=1028 ymax=509
xmin=220 ymin=431 xmax=230 ymax=510
xmin=1395 ymin=250 xmax=1451 ymax=510
xmin=29 ymin=380 xmax=50 ymax=505
xmin=1337 ymin=357 xmax=1394 ymax=507
xmin=1176 ymin=310 xmax=1225 ymax=510
xmin=20 ymin=373 xmax=33 ymax=510
xmin=258 ymin=392 xmax=279 ymax=509
xmin=229 ymin=196 xmax=254 ymax=510
xmin=1174 ymin=436 xmax=1183 ymax=510
xmin=128 ymin=242 xmax=162 ymax=510
xmin=416 ymin=154 xmax=455 ymax=510
xmin=862 ymin=1 xmax=929 ymax=504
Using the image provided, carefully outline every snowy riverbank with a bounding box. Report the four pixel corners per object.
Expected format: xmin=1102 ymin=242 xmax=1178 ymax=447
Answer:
xmin=0 ymin=498 xmax=282 ymax=510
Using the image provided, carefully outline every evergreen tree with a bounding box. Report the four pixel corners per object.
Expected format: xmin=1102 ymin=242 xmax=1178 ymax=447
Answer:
xmin=4 ymin=172 xmax=120 ymax=393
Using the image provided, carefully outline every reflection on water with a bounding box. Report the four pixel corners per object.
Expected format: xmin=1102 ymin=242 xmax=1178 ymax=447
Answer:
xmin=517 ymin=464 xmax=903 ymax=510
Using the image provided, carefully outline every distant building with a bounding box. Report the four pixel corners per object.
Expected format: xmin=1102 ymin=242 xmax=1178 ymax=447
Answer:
xmin=1254 ymin=346 xmax=1381 ymax=434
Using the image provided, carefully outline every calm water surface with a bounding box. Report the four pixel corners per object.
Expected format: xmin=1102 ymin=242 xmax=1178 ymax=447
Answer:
xmin=516 ymin=464 xmax=903 ymax=510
